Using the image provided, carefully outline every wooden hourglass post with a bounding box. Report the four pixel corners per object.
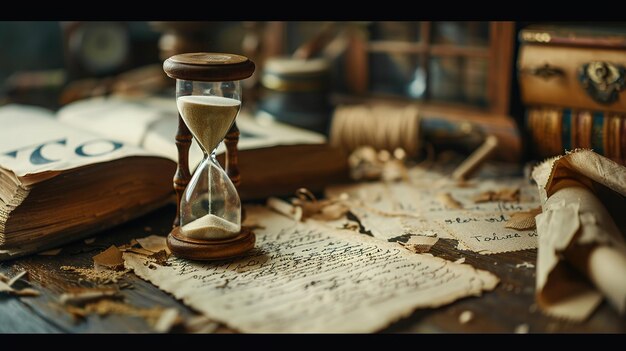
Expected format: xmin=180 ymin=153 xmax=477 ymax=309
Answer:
xmin=172 ymin=112 xmax=192 ymax=228
xmin=163 ymin=52 xmax=255 ymax=261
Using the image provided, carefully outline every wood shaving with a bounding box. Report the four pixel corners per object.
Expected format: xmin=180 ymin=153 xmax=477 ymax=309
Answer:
xmin=93 ymin=245 xmax=125 ymax=271
xmin=437 ymin=192 xmax=463 ymax=209
xmin=0 ymin=270 xmax=39 ymax=297
xmin=65 ymin=300 xmax=181 ymax=332
xmin=473 ymin=188 xmax=520 ymax=203
xmin=59 ymin=287 xmax=120 ymax=305
xmin=8 ymin=270 xmax=28 ymax=287
xmin=153 ymin=308 xmax=181 ymax=333
xmin=136 ymin=235 xmax=170 ymax=255
xmin=120 ymin=247 xmax=155 ymax=256
xmin=38 ymin=248 xmax=62 ymax=256
xmin=458 ymin=310 xmax=474 ymax=324
xmin=267 ymin=197 xmax=303 ymax=221
xmin=454 ymin=257 xmax=466 ymax=264
xmin=514 ymin=323 xmax=529 ymax=334
xmin=61 ymin=265 xmax=129 ymax=284
xmin=515 ymin=262 xmax=535 ymax=269
xmin=84 ymin=238 xmax=96 ymax=244
xmin=184 ymin=315 xmax=219 ymax=333
xmin=268 ymin=190 xmax=349 ymax=223
xmin=400 ymin=236 xmax=439 ymax=254
xmin=505 ymin=207 xmax=542 ymax=230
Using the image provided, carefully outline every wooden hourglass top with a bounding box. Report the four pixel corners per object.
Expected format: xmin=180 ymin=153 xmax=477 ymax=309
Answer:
xmin=163 ymin=52 xmax=255 ymax=82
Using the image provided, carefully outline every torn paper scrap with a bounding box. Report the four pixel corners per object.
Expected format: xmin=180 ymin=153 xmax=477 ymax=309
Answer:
xmin=506 ymin=207 xmax=542 ymax=230
xmin=532 ymin=149 xmax=626 ymax=321
xmin=125 ymin=206 xmax=499 ymax=333
xmin=93 ymin=246 xmax=125 ymax=271
xmin=136 ymin=235 xmax=171 ymax=255
xmin=400 ymin=235 xmax=439 ymax=253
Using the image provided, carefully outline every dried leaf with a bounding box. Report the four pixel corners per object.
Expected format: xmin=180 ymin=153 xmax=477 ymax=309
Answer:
xmin=437 ymin=193 xmax=463 ymax=209
xmin=472 ymin=191 xmax=495 ymax=203
xmin=498 ymin=188 xmax=520 ymax=202
xmin=38 ymin=248 xmax=62 ymax=256
xmin=505 ymin=207 xmax=542 ymax=230
xmin=473 ymin=188 xmax=520 ymax=203
xmin=400 ymin=236 xmax=439 ymax=254
xmin=93 ymin=245 xmax=125 ymax=271
xmin=59 ymin=287 xmax=120 ymax=305
xmin=136 ymin=235 xmax=170 ymax=255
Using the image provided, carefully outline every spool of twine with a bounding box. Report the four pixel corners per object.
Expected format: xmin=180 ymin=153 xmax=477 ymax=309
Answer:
xmin=329 ymin=104 xmax=421 ymax=158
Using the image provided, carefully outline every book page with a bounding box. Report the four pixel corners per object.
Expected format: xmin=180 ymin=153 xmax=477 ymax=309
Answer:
xmin=124 ymin=206 xmax=498 ymax=333
xmin=0 ymin=105 xmax=152 ymax=182
xmin=57 ymin=96 xmax=326 ymax=168
xmin=326 ymin=166 xmax=540 ymax=254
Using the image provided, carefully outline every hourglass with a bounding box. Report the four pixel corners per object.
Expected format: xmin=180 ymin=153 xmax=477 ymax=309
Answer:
xmin=163 ymin=53 xmax=255 ymax=260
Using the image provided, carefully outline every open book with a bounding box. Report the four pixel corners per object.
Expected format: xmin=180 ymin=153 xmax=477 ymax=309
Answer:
xmin=0 ymin=97 xmax=348 ymax=259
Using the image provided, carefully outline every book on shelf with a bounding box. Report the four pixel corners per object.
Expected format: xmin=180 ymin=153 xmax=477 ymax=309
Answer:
xmin=0 ymin=97 xmax=348 ymax=259
xmin=525 ymin=106 xmax=626 ymax=164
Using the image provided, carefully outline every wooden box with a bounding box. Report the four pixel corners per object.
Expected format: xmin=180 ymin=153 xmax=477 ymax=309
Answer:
xmin=518 ymin=25 xmax=626 ymax=113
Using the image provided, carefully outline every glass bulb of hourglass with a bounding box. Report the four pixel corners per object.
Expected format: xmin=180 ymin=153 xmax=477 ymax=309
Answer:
xmin=176 ymin=80 xmax=242 ymax=240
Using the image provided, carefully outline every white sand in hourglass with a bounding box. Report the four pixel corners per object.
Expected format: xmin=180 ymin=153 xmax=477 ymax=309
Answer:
xmin=181 ymin=213 xmax=241 ymax=240
xmin=177 ymin=95 xmax=241 ymax=240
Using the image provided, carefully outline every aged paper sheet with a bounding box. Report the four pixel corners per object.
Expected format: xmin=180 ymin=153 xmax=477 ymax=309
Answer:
xmin=125 ymin=206 xmax=498 ymax=333
xmin=326 ymin=166 xmax=540 ymax=254
xmin=532 ymin=149 xmax=626 ymax=321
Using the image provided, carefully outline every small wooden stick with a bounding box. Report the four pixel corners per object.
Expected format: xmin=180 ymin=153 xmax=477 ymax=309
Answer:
xmin=452 ymin=134 xmax=499 ymax=181
xmin=224 ymin=122 xmax=241 ymax=188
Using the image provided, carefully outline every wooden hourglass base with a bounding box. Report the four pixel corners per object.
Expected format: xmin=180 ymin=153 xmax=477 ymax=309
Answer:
xmin=167 ymin=226 xmax=255 ymax=261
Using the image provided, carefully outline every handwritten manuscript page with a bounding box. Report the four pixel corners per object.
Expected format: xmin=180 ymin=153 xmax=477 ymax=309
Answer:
xmin=125 ymin=206 xmax=498 ymax=333
xmin=327 ymin=166 xmax=540 ymax=254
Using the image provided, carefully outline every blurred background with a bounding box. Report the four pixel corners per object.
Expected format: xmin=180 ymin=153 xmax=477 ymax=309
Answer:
xmin=6 ymin=21 xmax=623 ymax=166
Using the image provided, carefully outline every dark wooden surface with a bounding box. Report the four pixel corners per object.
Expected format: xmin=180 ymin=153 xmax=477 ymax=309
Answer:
xmin=1 ymin=203 xmax=624 ymax=333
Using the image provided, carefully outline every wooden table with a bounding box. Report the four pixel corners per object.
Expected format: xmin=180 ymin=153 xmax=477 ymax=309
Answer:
xmin=1 ymin=203 xmax=624 ymax=333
